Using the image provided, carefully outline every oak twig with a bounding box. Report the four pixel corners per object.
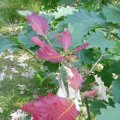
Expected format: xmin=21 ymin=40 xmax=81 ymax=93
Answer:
xmin=84 ymin=54 xmax=104 ymax=79
xmin=84 ymin=97 xmax=91 ymax=120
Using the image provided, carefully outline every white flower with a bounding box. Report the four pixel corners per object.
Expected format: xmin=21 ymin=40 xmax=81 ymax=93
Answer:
xmin=2 ymin=66 xmax=8 ymax=72
xmin=21 ymin=72 xmax=29 ymax=79
xmin=94 ymin=75 xmax=108 ymax=102
xmin=10 ymin=109 xmax=27 ymax=120
xmin=112 ymin=73 xmax=119 ymax=79
xmin=21 ymin=67 xmax=36 ymax=79
xmin=0 ymin=52 xmax=4 ymax=58
xmin=97 ymin=63 xmax=104 ymax=71
xmin=11 ymin=67 xmax=19 ymax=74
xmin=18 ymin=62 xmax=28 ymax=68
xmin=7 ymin=49 xmax=14 ymax=54
xmin=52 ymin=6 xmax=78 ymax=19
xmin=0 ymin=72 xmax=6 ymax=81
xmin=17 ymin=54 xmax=31 ymax=63
xmin=39 ymin=11 xmax=48 ymax=15
xmin=9 ymin=74 xmax=13 ymax=80
xmin=4 ymin=55 xmax=14 ymax=61
xmin=17 ymin=10 xmax=32 ymax=16
xmin=0 ymin=107 xmax=3 ymax=113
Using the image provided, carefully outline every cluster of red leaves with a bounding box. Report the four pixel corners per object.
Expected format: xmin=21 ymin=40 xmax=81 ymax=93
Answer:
xmin=27 ymin=13 xmax=89 ymax=63
xmin=21 ymin=13 xmax=96 ymax=120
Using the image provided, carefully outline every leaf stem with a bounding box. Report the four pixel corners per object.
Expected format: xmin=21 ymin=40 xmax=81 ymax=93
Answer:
xmin=20 ymin=45 xmax=41 ymax=64
xmin=84 ymin=54 xmax=104 ymax=79
xmin=44 ymin=36 xmax=53 ymax=48
xmin=84 ymin=97 xmax=91 ymax=120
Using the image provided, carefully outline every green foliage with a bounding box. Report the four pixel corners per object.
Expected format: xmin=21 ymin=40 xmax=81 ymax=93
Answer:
xmin=43 ymin=61 xmax=59 ymax=72
xmin=96 ymin=103 xmax=120 ymax=120
xmin=90 ymin=100 xmax=106 ymax=114
xmin=66 ymin=9 xmax=104 ymax=49
xmin=66 ymin=10 xmax=104 ymax=26
xmin=112 ymin=41 xmax=120 ymax=54
xmin=59 ymin=0 xmax=74 ymax=5
xmin=0 ymin=35 xmax=15 ymax=53
xmin=18 ymin=25 xmax=36 ymax=48
xmin=0 ymin=0 xmax=42 ymax=27
xmin=40 ymin=0 xmax=60 ymax=9
xmin=118 ymin=29 xmax=120 ymax=38
xmin=102 ymin=4 xmax=120 ymax=24
xmin=79 ymin=50 xmax=97 ymax=64
xmin=112 ymin=79 xmax=120 ymax=103
xmin=68 ymin=23 xmax=87 ymax=48
xmin=87 ymin=30 xmax=114 ymax=53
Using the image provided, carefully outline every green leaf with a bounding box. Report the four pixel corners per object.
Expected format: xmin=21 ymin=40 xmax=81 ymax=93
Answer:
xmin=0 ymin=35 xmax=15 ymax=53
xmin=112 ymin=41 xmax=120 ymax=54
xmin=18 ymin=25 xmax=36 ymax=48
xmin=117 ymin=29 xmax=120 ymax=38
xmin=96 ymin=103 xmax=120 ymax=120
xmin=66 ymin=9 xmax=104 ymax=27
xmin=59 ymin=0 xmax=74 ymax=5
xmin=112 ymin=79 xmax=120 ymax=103
xmin=102 ymin=5 xmax=120 ymax=24
xmin=90 ymin=100 xmax=106 ymax=115
xmin=79 ymin=49 xmax=96 ymax=64
xmin=66 ymin=9 xmax=104 ymax=49
xmin=104 ymin=54 xmax=120 ymax=61
xmin=44 ymin=61 xmax=59 ymax=72
xmin=68 ymin=23 xmax=88 ymax=49
xmin=97 ymin=63 xmax=113 ymax=87
xmin=87 ymin=30 xmax=114 ymax=53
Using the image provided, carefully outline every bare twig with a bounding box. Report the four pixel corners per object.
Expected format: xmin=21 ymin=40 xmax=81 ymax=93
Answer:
xmin=78 ymin=51 xmax=82 ymax=73
xmin=84 ymin=54 xmax=104 ymax=79
xmin=20 ymin=45 xmax=41 ymax=64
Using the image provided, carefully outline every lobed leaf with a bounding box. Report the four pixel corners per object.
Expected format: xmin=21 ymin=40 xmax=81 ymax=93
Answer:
xmin=65 ymin=67 xmax=83 ymax=91
xmin=22 ymin=94 xmax=79 ymax=120
xmin=26 ymin=13 xmax=49 ymax=36
xmin=96 ymin=103 xmax=120 ymax=120
xmin=87 ymin=30 xmax=114 ymax=53
xmin=59 ymin=30 xmax=72 ymax=51
xmin=0 ymin=35 xmax=15 ymax=53
xmin=102 ymin=5 xmax=120 ymax=24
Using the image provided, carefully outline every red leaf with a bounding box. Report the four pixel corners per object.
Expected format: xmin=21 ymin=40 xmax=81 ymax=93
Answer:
xmin=26 ymin=13 xmax=48 ymax=36
xmin=85 ymin=89 xmax=97 ymax=97
xmin=65 ymin=67 xmax=83 ymax=91
xmin=60 ymin=30 xmax=72 ymax=51
xmin=37 ymin=45 xmax=64 ymax=63
xmin=32 ymin=36 xmax=46 ymax=47
xmin=21 ymin=94 xmax=79 ymax=120
xmin=72 ymin=43 xmax=89 ymax=53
